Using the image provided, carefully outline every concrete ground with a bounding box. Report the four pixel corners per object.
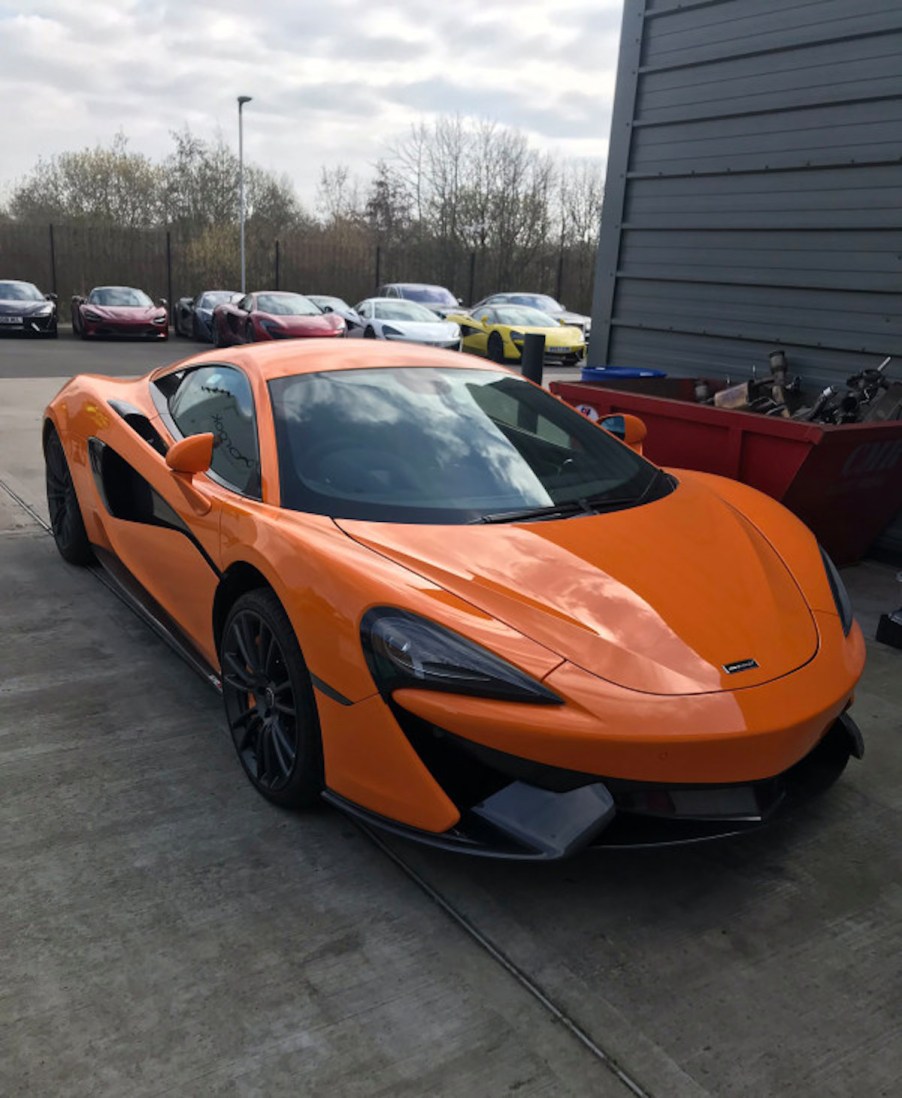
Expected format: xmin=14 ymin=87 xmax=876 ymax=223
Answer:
xmin=1 ymin=340 xmax=901 ymax=1097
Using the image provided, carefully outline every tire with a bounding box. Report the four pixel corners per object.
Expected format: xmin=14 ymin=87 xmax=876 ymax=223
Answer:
xmin=220 ymin=589 xmax=324 ymax=809
xmin=44 ymin=428 xmax=94 ymax=566
xmin=364 ymin=326 xmax=376 ymax=339
xmin=488 ymin=332 xmax=505 ymax=363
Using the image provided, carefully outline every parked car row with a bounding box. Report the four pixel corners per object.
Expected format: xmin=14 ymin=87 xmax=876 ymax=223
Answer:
xmin=1 ymin=276 xmax=591 ymax=365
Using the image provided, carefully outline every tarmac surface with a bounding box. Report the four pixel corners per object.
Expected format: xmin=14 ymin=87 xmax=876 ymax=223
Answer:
xmin=1 ymin=336 xmax=901 ymax=1096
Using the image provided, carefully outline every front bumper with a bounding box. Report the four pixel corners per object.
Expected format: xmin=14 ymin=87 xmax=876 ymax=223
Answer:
xmin=83 ymin=319 xmax=168 ymax=339
xmin=0 ymin=312 xmax=57 ymax=336
xmin=325 ymin=712 xmax=864 ymax=859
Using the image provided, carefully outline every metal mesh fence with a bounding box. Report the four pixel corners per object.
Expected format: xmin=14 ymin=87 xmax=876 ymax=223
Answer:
xmin=0 ymin=221 xmax=596 ymax=315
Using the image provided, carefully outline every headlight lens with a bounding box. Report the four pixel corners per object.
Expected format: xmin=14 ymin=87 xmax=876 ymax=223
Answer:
xmin=83 ymin=309 xmax=101 ymax=321
xmin=509 ymin=330 xmax=524 ymax=342
xmin=382 ymin=325 xmax=403 ymax=338
xmin=820 ymin=546 xmax=853 ymax=635
xmin=34 ymin=304 xmax=54 ymax=316
xmin=361 ymin=608 xmax=562 ymax=704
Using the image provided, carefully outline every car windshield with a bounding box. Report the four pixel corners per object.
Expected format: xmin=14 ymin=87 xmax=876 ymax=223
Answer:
xmin=198 ymin=291 xmax=237 ymax=309
xmin=0 ymin=281 xmax=44 ymax=302
xmin=89 ymin=287 xmax=153 ymax=307
xmin=397 ymin=286 xmax=457 ymax=306
xmin=256 ymin=293 xmax=320 ymax=316
xmin=309 ymin=296 xmax=349 ymax=312
xmin=490 ymin=306 xmax=560 ymax=327
xmin=269 ymin=366 xmax=668 ymax=523
xmin=373 ymin=301 xmax=441 ymax=322
xmin=503 ymin=294 xmax=563 ymax=313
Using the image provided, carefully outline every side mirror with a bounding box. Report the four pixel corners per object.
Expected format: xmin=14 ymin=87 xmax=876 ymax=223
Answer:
xmin=158 ymin=297 xmax=168 ymax=308
xmin=457 ymin=297 xmax=464 ymax=305
xmin=46 ymin=292 xmax=58 ymax=302
xmin=323 ymin=305 xmax=333 ymax=313
xmin=481 ymin=314 xmax=489 ymax=324
xmin=166 ymin=433 xmax=213 ymax=476
xmin=601 ymin=413 xmax=647 ymax=455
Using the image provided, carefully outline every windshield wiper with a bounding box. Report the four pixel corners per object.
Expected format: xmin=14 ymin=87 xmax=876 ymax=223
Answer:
xmin=471 ymin=469 xmax=673 ymax=525
xmin=583 ymin=467 xmax=672 ymax=512
xmin=470 ymin=498 xmax=593 ymax=524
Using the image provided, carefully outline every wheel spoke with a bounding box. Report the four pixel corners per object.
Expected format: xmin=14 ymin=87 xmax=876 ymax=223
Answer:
xmin=270 ymin=679 xmax=291 ymax=697
xmin=223 ymin=651 xmax=255 ymax=688
xmin=270 ymin=719 xmax=294 ymax=777
xmin=238 ymin=713 xmax=262 ymax=753
xmin=232 ymin=615 xmax=258 ymax=673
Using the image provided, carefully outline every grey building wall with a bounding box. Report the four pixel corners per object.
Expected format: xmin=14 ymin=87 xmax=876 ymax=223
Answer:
xmin=590 ymin=0 xmax=902 ymax=558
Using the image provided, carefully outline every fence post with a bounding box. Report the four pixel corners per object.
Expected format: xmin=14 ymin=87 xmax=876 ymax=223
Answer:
xmin=467 ymin=251 xmax=476 ymax=305
xmin=48 ymin=223 xmax=57 ymax=295
xmin=374 ymin=244 xmax=382 ymax=290
xmin=165 ymin=231 xmax=173 ymax=321
xmin=274 ymin=239 xmax=280 ymax=289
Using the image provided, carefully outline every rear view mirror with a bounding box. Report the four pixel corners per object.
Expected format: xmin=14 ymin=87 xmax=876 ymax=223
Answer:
xmin=166 ymin=433 xmax=213 ymax=476
xmin=601 ymin=414 xmax=647 ymax=455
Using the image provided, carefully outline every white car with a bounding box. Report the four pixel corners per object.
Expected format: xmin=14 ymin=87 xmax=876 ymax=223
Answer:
xmin=347 ymin=298 xmax=461 ymax=349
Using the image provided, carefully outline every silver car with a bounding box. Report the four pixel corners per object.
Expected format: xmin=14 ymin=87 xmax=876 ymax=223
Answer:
xmin=470 ymin=292 xmax=591 ymax=340
xmin=348 ymin=298 xmax=461 ymax=349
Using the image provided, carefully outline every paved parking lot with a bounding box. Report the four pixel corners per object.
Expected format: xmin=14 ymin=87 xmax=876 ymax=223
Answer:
xmin=1 ymin=336 xmax=901 ymax=1096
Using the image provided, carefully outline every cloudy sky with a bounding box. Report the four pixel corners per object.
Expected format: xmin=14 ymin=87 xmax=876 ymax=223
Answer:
xmin=1 ymin=0 xmax=624 ymax=207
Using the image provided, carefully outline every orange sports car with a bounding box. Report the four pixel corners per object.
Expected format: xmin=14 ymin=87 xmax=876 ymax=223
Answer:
xmin=43 ymin=342 xmax=866 ymax=858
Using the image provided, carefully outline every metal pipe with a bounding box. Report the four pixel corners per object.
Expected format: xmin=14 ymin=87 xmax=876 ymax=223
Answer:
xmin=238 ymin=96 xmax=252 ymax=293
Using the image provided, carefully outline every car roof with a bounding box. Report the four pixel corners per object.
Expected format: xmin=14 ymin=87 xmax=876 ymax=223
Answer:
xmin=152 ymin=338 xmax=502 ymax=383
xmin=90 ymin=285 xmax=145 ymax=293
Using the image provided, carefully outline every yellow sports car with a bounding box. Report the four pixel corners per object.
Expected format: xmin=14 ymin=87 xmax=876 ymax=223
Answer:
xmin=449 ymin=305 xmax=586 ymax=366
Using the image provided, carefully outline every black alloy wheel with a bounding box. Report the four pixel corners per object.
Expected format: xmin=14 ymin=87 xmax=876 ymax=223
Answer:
xmin=488 ymin=332 xmax=505 ymax=363
xmin=220 ymin=589 xmax=324 ymax=808
xmin=44 ymin=429 xmax=94 ymax=565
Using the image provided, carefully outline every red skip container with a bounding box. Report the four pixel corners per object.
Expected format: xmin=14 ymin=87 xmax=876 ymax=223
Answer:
xmin=550 ymin=378 xmax=902 ymax=565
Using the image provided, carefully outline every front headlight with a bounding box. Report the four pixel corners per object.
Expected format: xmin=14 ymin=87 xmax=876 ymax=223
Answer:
xmin=152 ymin=315 xmax=167 ymax=325
xmin=83 ymin=309 xmax=102 ymax=321
xmin=382 ymin=325 xmax=403 ymax=338
xmin=820 ymin=546 xmax=853 ymax=635
xmin=509 ymin=330 xmax=524 ymax=342
xmin=361 ymin=608 xmax=562 ymax=704
xmin=34 ymin=304 xmax=54 ymax=316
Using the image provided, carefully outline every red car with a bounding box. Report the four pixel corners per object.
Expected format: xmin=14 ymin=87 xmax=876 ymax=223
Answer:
xmin=212 ymin=291 xmax=346 ymax=346
xmin=71 ymin=286 xmax=169 ymax=340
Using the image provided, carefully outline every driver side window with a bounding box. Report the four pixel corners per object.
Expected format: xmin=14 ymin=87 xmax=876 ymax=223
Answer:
xmin=167 ymin=365 xmax=261 ymax=497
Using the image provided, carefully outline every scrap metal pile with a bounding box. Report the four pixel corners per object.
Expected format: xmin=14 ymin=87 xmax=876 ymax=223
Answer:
xmin=703 ymin=352 xmax=902 ymax=424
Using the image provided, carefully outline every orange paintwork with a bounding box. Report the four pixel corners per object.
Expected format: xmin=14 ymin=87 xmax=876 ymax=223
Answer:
xmin=44 ymin=341 xmax=866 ymax=834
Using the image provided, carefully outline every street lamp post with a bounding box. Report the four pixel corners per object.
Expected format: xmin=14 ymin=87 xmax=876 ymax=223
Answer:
xmin=237 ymin=95 xmax=253 ymax=293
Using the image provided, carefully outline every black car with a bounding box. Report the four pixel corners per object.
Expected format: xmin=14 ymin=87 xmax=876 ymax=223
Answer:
xmin=174 ymin=290 xmax=241 ymax=341
xmin=0 ymin=280 xmax=58 ymax=337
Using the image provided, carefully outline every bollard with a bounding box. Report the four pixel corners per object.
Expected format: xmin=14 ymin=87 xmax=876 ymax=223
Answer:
xmin=521 ymin=332 xmax=545 ymax=385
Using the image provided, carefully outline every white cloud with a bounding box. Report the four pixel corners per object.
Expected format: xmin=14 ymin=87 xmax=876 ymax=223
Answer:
xmin=0 ymin=0 xmax=623 ymax=206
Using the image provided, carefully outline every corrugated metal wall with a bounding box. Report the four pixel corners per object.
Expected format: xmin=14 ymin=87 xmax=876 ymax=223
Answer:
xmin=591 ymin=0 xmax=902 ymax=559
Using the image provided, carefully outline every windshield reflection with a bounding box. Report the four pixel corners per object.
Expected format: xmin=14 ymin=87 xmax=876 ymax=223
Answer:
xmin=269 ymin=367 xmax=659 ymax=524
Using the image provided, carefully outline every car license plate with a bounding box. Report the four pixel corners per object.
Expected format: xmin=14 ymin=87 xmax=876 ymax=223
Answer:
xmin=0 ymin=316 xmax=23 ymax=325
xmin=547 ymin=345 xmax=568 ymax=353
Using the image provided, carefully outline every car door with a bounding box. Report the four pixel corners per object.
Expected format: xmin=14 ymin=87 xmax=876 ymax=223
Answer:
xmin=93 ymin=364 xmax=262 ymax=666
xmin=459 ymin=308 xmax=491 ymax=357
xmin=230 ymin=295 xmax=252 ymax=341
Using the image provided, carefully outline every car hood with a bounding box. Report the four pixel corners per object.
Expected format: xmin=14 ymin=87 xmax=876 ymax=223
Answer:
xmin=557 ymin=309 xmax=590 ymax=327
xmin=337 ymin=477 xmax=819 ymax=696
xmin=0 ymin=299 xmax=51 ymax=315
xmin=263 ymin=313 xmax=338 ymax=331
xmin=83 ymin=305 xmax=162 ymax=319
xmin=385 ymin=320 xmax=459 ymax=339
